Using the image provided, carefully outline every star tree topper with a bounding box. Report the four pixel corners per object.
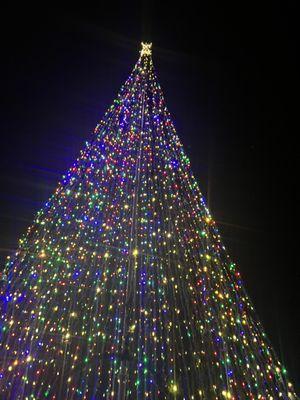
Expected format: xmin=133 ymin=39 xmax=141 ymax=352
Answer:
xmin=140 ymin=42 xmax=152 ymax=56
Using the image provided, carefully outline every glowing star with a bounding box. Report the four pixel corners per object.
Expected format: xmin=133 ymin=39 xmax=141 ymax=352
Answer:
xmin=140 ymin=42 xmax=152 ymax=56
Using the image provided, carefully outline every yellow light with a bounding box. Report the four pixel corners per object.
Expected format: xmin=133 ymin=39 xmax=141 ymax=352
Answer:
xmin=133 ymin=248 xmax=138 ymax=257
xmin=222 ymin=390 xmax=232 ymax=399
xmin=171 ymin=384 xmax=178 ymax=393
xmin=169 ymin=382 xmax=179 ymax=394
xmin=39 ymin=250 xmax=46 ymax=258
xmin=140 ymin=42 xmax=152 ymax=56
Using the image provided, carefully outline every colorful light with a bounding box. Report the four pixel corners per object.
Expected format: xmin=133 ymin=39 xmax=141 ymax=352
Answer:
xmin=0 ymin=42 xmax=297 ymax=399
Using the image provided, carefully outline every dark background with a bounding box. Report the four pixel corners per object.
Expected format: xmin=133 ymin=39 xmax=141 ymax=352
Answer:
xmin=0 ymin=1 xmax=298 ymax=390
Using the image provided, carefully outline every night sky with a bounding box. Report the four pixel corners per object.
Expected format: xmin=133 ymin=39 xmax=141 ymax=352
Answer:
xmin=0 ymin=1 xmax=298 ymax=390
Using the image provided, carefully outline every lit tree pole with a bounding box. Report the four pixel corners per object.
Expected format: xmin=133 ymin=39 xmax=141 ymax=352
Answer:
xmin=0 ymin=42 xmax=298 ymax=400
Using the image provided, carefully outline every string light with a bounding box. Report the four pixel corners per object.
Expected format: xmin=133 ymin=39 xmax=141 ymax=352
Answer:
xmin=169 ymin=382 xmax=179 ymax=395
xmin=0 ymin=42 xmax=297 ymax=399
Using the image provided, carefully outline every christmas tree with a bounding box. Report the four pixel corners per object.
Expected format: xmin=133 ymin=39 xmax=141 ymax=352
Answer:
xmin=0 ymin=43 xmax=297 ymax=399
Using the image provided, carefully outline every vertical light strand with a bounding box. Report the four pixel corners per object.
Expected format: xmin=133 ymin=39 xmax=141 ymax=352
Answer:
xmin=0 ymin=43 xmax=298 ymax=400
